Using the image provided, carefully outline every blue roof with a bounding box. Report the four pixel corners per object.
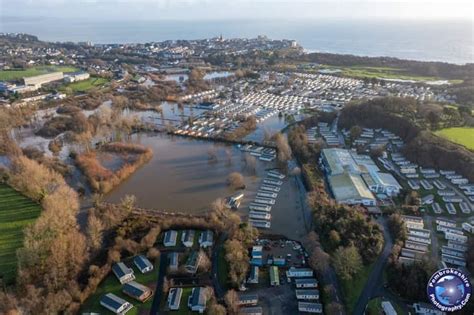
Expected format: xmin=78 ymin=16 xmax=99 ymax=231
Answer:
xmin=134 ymin=255 xmax=152 ymax=271
xmin=190 ymin=287 xmax=206 ymax=307
xmin=100 ymin=293 xmax=127 ymax=311
xmin=250 ymin=258 xmax=263 ymax=266
xmin=112 ymin=262 xmax=131 ymax=278
xmin=123 ymin=281 xmax=148 ymax=298
xmin=164 ymin=230 xmax=177 ymax=244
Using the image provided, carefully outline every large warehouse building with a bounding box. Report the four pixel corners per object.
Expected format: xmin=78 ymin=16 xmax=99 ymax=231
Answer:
xmin=23 ymin=72 xmax=64 ymax=87
xmin=321 ymin=148 xmax=401 ymax=206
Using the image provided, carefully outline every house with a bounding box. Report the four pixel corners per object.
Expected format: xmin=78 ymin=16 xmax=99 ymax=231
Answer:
xmin=381 ymin=301 xmax=397 ymax=315
xmin=163 ymin=230 xmax=178 ymax=247
xmin=182 ymin=230 xmax=195 ymax=248
xmin=247 ymin=266 xmax=259 ymax=284
xmin=112 ymin=262 xmax=135 ymax=284
xmin=188 ymin=287 xmax=208 ymax=313
xmin=199 ymin=230 xmax=214 ymax=248
xmin=100 ymin=293 xmax=133 ymax=314
xmin=269 ymin=266 xmax=280 ymax=286
xmin=295 ymin=278 xmax=318 ymax=288
xmin=168 ymin=287 xmax=183 ymax=311
xmin=286 ymin=267 xmax=313 ymax=278
xmin=133 ymin=255 xmax=153 ymax=274
xmin=185 ymin=251 xmax=202 ymax=274
xmin=239 ymin=306 xmax=263 ymax=315
xmin=122 ymin=281 xmax=153 ymax=302
xmin=168 ymin=252 xmax=179 ymax=272
xmin=238 ymin=294 xmax=258 ymax=306
xmin=298 ymin=302 xmax=323 ymax=313
xmin=295 ymin=290 xmax=319 ymax=300
xmin=421 ymin=194 xmax=435 ymax=205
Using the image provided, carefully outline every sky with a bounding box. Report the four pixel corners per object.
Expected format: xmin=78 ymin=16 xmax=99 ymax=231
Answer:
xmin=1 ymin=0 xmax=473 ymax=21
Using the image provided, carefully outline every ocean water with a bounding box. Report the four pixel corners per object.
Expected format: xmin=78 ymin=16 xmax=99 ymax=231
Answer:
xmin=1 ymin=17 xmax=473 ymax=64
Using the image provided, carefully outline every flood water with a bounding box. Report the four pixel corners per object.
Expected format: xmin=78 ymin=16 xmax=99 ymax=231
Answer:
xmin=105 ymin=133 xmax=310 ymax=239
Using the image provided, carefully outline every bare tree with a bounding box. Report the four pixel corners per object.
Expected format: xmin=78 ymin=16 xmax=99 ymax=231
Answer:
xmin=227 ymin=172 xmax=245 ymax=190
xmin=275 ymin=133 xmax=292 ymax=163
xmin=244 ymin=153 xmax=257 ymax=175
xmin=224 ymin=289 xmax=240 ymax=315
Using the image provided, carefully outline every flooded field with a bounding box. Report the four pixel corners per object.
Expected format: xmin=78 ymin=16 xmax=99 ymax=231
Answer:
xmin=106 ymin=133 xmax=310 ymax=239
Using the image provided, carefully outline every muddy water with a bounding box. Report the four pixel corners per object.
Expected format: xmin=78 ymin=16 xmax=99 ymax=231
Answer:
xmin=105 ymin=133 xmax=310 ymax=240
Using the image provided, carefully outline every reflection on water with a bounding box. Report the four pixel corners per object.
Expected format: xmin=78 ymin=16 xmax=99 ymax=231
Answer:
xmin=105 ymin=133 xmax=310 ymax=240
xmin=106 ymin=133 xmax=266 ymax=212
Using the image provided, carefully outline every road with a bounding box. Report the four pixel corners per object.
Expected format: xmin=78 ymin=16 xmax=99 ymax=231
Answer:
xmin=211 ymin=232 xmax=228 ymax=300
xmin=149 ymin=253 xmax=169 ymax=315
xmin=353 ymin=217 xmax=393 ymax=315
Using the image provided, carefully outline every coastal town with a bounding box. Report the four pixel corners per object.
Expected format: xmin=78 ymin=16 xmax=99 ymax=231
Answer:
xmin=0 ymin=31 xmax=473 ymax=315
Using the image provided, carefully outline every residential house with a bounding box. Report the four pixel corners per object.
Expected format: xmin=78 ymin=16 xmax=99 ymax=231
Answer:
xmin=199 ymin=230 xmax=214 ymax=248
xmin=100 ymin=293 xmax=133 ymax=314
xmin=163 ymin=230 xmax=178 ymax=247
xmin=122 ymin=281 xmax=153 ymax=302
xmin=182 ymin=230 xmax=195 ymax=248
xmin=112 ymin=262 xmax=135 ymax=284
xmin=168 ymin=288 xmax=183 ymax=311
xmin=188 ymin=287 xmax=208 ymax=313
xmin=133 ymin=255 xmax=153 ymax=274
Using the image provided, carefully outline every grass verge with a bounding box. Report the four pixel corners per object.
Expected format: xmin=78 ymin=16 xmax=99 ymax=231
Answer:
xmin=0 ymin=183 xmax=42 ymax=285
xmin=435 ymin=127 xmax=474 ymax=151
xmin=339 ymin=263 xmax=375 ymax=314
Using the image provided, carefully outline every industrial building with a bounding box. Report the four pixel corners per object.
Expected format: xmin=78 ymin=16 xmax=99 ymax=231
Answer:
xmin=321 ymin=148 xmax=401 ymax=206
xmin=23 ymin=72 xmax=64 ymax=87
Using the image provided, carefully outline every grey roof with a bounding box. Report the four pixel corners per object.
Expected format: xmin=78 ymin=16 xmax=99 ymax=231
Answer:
xmin=122 ymin=281 xmax=150 ymax=298
xmin=100 ymin=293 xmax=128 ymax=311
xmin=112 ymin=262 xmax=132 ymax=278
xmin=190 ymin=287 xmax=206 ymax=307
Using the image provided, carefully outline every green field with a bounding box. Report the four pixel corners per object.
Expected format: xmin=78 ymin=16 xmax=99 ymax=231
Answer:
xmin=435 ymin=127 xmax=474 ymax=150
xmin=61 ymin=77 xmax=109 ymax=93
xmin=80 ymin=256 xmax=160 ymax=315
xmin=339 ymin=263 xmax=375 ymax=314
xmin=331 ymin=65 xmax=440 ymax=82
xmin=0 ymin=184 xmax=42 ymax=284
xmin=0 ymin=65 xmax=78 ymax=81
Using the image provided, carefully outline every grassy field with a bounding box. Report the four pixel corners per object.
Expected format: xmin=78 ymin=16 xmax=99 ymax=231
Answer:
xmin=61 ymin=77 xmax=109 ymax=93
xmin=339 ymin=263 xmax=375 ymax=314
xmin=435 ymin=127 xmax=474 ymax=150
xmin=80 ymin=256 xmax=160 ymax=315
xmin=327 ymin=65 xmax=440 ymax=82
xmin=0 ymin=184 xmax=42 ymax=285
xmin=0 ymin=65 xmax=78 ymax=81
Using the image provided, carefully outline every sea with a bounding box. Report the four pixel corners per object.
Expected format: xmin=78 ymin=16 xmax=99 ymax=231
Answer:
xmin=1 ymin=17 xmax=473 ymax=64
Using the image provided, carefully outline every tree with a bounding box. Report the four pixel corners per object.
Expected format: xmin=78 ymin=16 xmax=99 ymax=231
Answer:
xmin=309 ymin=247 xmax=330 ymax=274
xmin=147 ymin=248 xmax=160 ymax=260
xmin=328 ymin=230 xmax=341 ymax=248
xmin=224 ymin=239 xmax=249 ymax=287
xmin=227 ymin=172 xmax=245 ymax=190
xmin=275 ymin=133 xmax=292 ymax=163
xmin=244 ymin=153 xmax=257 ymax=175
xmin=349 ymin=125 xmax=362 ymax=143
xmin=387 ymin=213 xmax=408 ymax=242
xmin=87 ymin=213 xmax=104 ymax=252
xmin=198 ymin=250 xmax=212 ymax=273
xmin=207 ymin=302 xmax=227 ymax=315
xmin=332 ymin=245 xmax=363 ymax=280
xmin=326 ymin=302 xmax=344 ymax=314
xmin=224 ymin=289 xmax=240 ymax=314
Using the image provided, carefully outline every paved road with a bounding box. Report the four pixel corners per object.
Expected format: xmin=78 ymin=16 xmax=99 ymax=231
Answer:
xmin=353 ymin=217 xmax=393 ymax=315
xmin=149 ymin=253 xmax=169 ymax=315
xmin=211 ymin=232 xmax=228 ymax=300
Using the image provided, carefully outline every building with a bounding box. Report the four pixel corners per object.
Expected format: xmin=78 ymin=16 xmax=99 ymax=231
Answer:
xmin=295 ymin=278 xmax=318 ymax=288
xmin=188 ymin=287 xmax=208 ymax=313
xmin=23 ymin=72 xmax=64 ymax=87
xmin=168 ymin=252 xmax=179 ymax=272
xmin=185 ymin=251 xmax=202 ymax=274
xmin=250 ymin=246 xmax=263 ymax=266
xmin=168 ymin=288 xmax=183 ymax=311
xmin=382 ymin=301 xmax=397 ymax=315
xmin=328 ymin=172 xmax=376 ymax=206
xmin=100 ymin=293 xmax=133 ymax=314
xmin=269 ymin=266 xmax=280 ymax=286
xmin=362 ymin=171 xmax=401 ymax=196
xmin=112 ymin=262 xmax=135 ymax=284
xmin=199 ymin=230 xmax=214 ymax=248
xmin=122 ymin=281 xmax=153 ymax=302
xmin=247 ymin=266 xmax=259 ymax=284
xmin=286 ymin=267 xmax=314 ymax=278
xmin=163 ymin=230 xmax=178 ymax=247
xmin=321 ymin=148 xmax=361 ymax=175
xmin=64 ymin=72 xmax=90 ymax=83
xmin=297 ymin=302 xmax=323 ymax=313
xmin=133 ymin=255 xmax=153 ymax=273
xmin=295 ymin=289 xmax=319 ymax=300
xmin=238 ymin=294 xmax=258 ymax=306
xmin=239 ymin=306 xmax=263 ymax=315
xmin=182 ymin=230 xmax=195 ymax=247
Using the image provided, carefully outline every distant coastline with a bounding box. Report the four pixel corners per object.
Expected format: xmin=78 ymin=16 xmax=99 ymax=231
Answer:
xmin=1 ymin=17 xmax=472 ymax=64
